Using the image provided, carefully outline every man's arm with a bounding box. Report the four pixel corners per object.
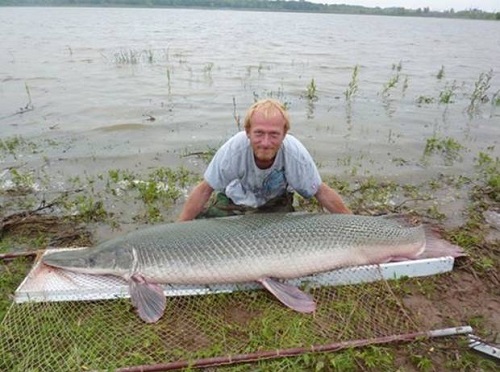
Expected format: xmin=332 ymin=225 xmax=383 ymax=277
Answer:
xmin=177 ymin=180 xmax=214 ymax=221
xmin=314 ymin=182 xmax=352 ymax=214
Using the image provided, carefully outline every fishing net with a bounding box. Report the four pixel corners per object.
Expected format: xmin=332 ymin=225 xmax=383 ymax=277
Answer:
xmin=0 ymin=252 xmax=460 ymax=371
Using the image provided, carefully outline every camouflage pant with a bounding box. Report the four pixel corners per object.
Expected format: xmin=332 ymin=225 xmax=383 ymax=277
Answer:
xmin=196 ymin=192 xmax=295 ymax=219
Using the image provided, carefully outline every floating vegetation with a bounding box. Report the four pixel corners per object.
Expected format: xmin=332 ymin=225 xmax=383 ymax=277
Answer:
xmin=0 ymin=136 xmax=38 ymax=159
xmin=416 ymin=95 xmax=434 ymax=105
xmin=110 ymin=48 xmax=167 ymax=65
xmin=344 ymin=65 xmax=359 ymax=101
xmin=105 ymin=167 xmax=199 ymax=222
xmin=439 ymin=81 xmax=458 ymax=104
xmin=422 ymin=135 xmax=465 ymax=165
xmin=474 ymin=151 xmax=499 ymax=202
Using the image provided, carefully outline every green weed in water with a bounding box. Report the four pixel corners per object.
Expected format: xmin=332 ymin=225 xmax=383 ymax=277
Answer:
xmin=305 ymin=78 xmax=318 ymax=101
xmin=416 ymin=95 xmax=435 ymax=105
xmin=253 ymin=87 xmax=291 ymax=109
xmin=344 ymin=65 xmax=359 ymax=101
xmin=467 ymin=70 xmax=493 ymax=115
xmin=436 ymin=65 xmax=445 ymax=80
xmin=392 ymin=60 xmax=403 ymax=72
xmin=438 ymin=81 xmax=458 ymax=104
xmin=474 ymin=151 xmax=499 ymax=201
xmin=382 ymin=74 xmax=400 ymax=95
xmin=492 ymin=89 xmax=500 ymax=106
xmin=7 ymin=168 xmax=35 ymax=194
xmin=422 ymin=136 xmax=465 ymax=165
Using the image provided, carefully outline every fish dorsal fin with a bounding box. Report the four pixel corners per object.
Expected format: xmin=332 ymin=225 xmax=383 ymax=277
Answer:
xmin=258 ymin=277 xmax=316 ymax=313
xmin=129 ymin=274 xmax=166 ymax=323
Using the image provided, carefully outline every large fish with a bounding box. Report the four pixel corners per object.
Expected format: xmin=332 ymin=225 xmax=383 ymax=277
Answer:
xmin=42 ymin=213 xmax=463 ymax=323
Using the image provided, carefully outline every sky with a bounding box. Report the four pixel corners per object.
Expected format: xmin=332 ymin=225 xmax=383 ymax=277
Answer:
xmin=315 ymin=1 xmax=499 ymax=12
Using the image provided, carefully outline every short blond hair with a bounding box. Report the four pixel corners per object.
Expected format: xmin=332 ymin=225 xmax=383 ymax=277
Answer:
xmin=244 ymin=99 xmax=290 ymax=132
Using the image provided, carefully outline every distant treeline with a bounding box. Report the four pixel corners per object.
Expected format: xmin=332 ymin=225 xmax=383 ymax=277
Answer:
xmin=2 ymin=0 xmax=499 ymax=20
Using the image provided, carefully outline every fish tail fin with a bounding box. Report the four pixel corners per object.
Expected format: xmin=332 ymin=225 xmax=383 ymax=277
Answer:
xmin=421 ymin=225 xmax=466 ymax=259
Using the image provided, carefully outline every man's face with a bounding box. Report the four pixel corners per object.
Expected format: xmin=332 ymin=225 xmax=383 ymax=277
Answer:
xmin=246 ymin=109 xmax=287 ymax=168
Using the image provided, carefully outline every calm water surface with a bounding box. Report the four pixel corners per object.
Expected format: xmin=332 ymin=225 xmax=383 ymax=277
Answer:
xmin=1 ymin=6 xmax=499 ymax=187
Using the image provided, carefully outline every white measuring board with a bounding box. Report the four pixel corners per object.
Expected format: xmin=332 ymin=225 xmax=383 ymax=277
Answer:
xmin=15 ymin=248 xmax=456 ymax=304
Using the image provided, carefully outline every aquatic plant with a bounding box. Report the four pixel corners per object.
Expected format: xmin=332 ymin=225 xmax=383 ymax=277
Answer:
xmin=439 ymin=81 xmax=458 ymax=104
xmin=416 ymin=96 xmax=434 ymax=105
xmin=253 ymin=87 xmax=291 ymax=109
xmin=344 ymin=65 xmax=359 ymax=101
xmin=203 ymin=62 xmax=214 ymax=81
xmin=382 ymin=73 xmax=400 ymax=95
xmin=475 ymin=151 xmax=499 ymax=201
xmin=114 ymin=49 xmax=140 ymax=64
xmin=436 ymin=65 xmax=445 ymax=80
xmin=423 ymin=135 xmax=465 ymax=165
xmin=492 ymin=90 xmax=500 ymax=106
xmin=112 ymin=48 xmax=165 ymax=65
xmin=401 ymin=75 xmax=409 ymax=95
xmin=166 ymin=66 xmax=172 ymax=94
xmin=467 ymin=70 xmax=493 ymax=115
xmin=305 ymin=78 xmax=318 ymax=101
xmin=0 ymin=136 xmax=38 ymax=159
xmin=14 ymin=82 xmax=34 ymax=115
xmin=232 ymin=97 xmax=241 ymax=131
xmin=392 ymin=60 xmax=403 ymax=72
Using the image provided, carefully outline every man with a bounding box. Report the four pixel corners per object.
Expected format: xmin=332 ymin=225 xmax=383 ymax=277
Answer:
xmin=178 ymin=99 xmax=351 ymax=221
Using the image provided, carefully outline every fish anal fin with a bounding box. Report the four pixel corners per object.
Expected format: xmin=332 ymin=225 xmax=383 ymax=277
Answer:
xmin=258 ymin=277 xmax=316 ymax=313
xmin=129 ymin=274 xmax=166 ymax=323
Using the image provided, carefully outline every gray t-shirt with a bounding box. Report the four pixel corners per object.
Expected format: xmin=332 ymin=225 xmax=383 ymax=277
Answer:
xmin=204 ymin=131 xmax=322 ymax=208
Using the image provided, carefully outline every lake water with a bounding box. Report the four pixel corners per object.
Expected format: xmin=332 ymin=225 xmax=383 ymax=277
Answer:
xmin=1 ymin=6 xmax=499 ymax=188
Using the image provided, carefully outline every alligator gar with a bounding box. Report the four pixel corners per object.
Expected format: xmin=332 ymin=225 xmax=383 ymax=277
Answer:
xmin=42 ymin=213 xmax=463 ymax=323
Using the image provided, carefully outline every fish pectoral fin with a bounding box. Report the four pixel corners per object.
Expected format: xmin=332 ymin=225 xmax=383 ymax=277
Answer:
xmin=258 ymin=277 xmax=316 ymax=313
xmin=129 ymin=274 xmax=166 ymax=323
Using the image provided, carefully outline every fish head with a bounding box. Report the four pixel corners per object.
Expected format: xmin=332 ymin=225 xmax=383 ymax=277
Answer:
xmin=42 ymin=247 xmax=131 ymax=276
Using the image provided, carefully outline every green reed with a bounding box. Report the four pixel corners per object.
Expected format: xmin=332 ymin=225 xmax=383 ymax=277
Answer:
xmin=345 ymin=65 xmax=359 ymax=101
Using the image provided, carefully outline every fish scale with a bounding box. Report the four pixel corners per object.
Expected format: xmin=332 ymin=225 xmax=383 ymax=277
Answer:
xmin=105 ymin=213 xmax=422 ymax=282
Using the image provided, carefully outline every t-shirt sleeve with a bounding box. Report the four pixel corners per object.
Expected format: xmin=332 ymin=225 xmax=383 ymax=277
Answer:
xmin=284 ymin=136 xmax=322 ymax=198
xmin=203 ymin=132 xmax=245 ymax=191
